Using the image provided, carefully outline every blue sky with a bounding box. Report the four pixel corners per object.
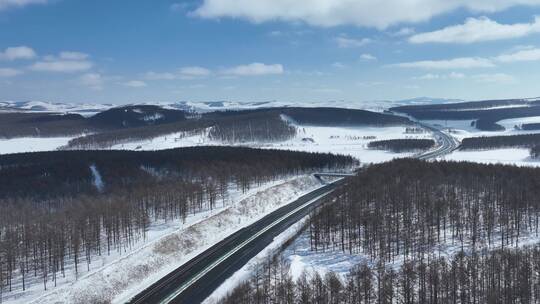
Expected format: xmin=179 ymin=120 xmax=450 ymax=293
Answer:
xmin=1 ymin=0 xmax=540 ymax=103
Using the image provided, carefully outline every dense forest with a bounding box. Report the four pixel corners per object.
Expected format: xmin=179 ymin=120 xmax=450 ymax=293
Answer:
xmin=367 ymin=139 xmax=435 ymax=153
xmin=391 ymin=99 xmax=540 ymax=131
xmin=307 ymin=159 xmax=540 ymax=261
xmin=0 ymin=112 xmax=93 ymax=138
xmin=207 ymin=110 xmax=296 ymax=143
xmin=0 ymin=147 xmax=355 ymax=294
xmin=222 ymin=245 xmax=540 ymax=304
xmin=460 ymin=133 xmax=540 ymax=150
xmin=222 ymin=159 xmax=540 ymax=303
xmin=391 ymin=98 xmax=535 ymax=112
xmin=520 ymin=123 xmax=540 ymax=131
xmin=281 ymin=107 xmax=411 ymax=126
xmin=0 ymin=105 xmax=190 ymax=139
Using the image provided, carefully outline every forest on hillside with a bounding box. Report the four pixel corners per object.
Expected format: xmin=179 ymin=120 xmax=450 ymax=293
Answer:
xmin=221 ymin=159 xmax=540 ymax=303
xmin=368 ymin=139 xmax=435 ymax=153
xmin=520 ymin=123 xmax=540 ymax=131
xmin=391 ymin=99 xmax=540 ymax=131
xmin=0 ymin=147 xmax=355 ymax=294
xmin=460 ymin=133 xmax=540 ymax=150
xmin=65 ymin=107 xmax=411 ymax=149
xmin=0 ymin=105 xmax=190 ymax=139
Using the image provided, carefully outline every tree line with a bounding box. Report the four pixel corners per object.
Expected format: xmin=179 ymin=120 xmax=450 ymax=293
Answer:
xmin=460 ymin=133 xmax=540 ymax=150
xmin=308 ymin=159 xmax=540 ymax=262
xmin=367 ymin=139 xmax=434 ymax=153
xmin=391 ymin=99 xmax=540 ymax=131
xmin=0 ymin=147 xmax=355 ymax=295
xmin=221 ymin=245 xmax=540 ymax=304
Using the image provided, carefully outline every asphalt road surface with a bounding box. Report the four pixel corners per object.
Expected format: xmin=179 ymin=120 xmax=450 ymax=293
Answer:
xmin=416 ymin=122 xmax=459 ymax=160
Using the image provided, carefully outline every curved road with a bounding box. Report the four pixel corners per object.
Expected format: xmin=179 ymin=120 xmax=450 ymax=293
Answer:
xmin=128 ymin=124 xmax=458 ymax=304
xmin=416 ymin=122 xmax=460 ymax=160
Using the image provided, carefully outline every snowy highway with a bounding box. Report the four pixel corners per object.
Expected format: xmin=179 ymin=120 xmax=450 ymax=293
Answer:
xmin=128 ymin=124 xmax=458 ymax=304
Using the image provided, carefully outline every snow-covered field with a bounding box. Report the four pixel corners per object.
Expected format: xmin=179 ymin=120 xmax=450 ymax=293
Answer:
xmin=4 ymin=175 xmax=330 ymax=304
xmin=259 ymin=125 xmax=431 ymax=163
xmin=443 ymin=148 xmax=540 ymax=167
xmin=112 ymin=125 xmax=431 ymax=164
xmin=0 ymin=137 xmax=74 ymax=154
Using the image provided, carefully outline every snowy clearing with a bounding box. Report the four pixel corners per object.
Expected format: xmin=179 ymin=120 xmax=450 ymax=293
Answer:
xmin=111 ymin=124 xmax=431 ymax=164
xmin=6 ymin=175 xmax=329 ymax=304
xmin=0 ymin=137 xmax=74 ymax=155
xmin=442 ymin=148 xmax=540 ymax=167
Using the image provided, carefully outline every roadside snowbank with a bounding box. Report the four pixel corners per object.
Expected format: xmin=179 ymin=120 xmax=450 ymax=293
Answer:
xmin=20 ymin=175 xmax=326 ymax=304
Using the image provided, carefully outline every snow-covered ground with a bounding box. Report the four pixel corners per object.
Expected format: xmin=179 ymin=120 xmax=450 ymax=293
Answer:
xmin=442 ymin=148 xmax=540 ymax=167
xmin=275 ymin=217 xmax=540 ymax=284
xmin=4 ymin=175 xmax=330 ymax=304
xmin=420 ymin=119 xmax=540 ymax=166
xmin=422 ymin=119 xmax=540 ymax=142
xmin=112 ymin=125 xmax=431 ymax=164
xmin=0 ymin=136 xmax=74 ymax=154
xmin=259 ymin=125 xmax=431 ymax=163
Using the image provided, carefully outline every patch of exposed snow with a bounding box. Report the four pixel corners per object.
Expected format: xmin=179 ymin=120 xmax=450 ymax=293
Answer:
xmin=89 ymin=164 xmax=105 ymax=192
xmin=141 ymin=113 xmax=164 ymax=121
xmin=0 ymin=137 xmax=74 ymax=155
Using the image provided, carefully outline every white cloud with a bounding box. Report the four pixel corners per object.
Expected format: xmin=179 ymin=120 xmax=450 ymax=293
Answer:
xmin=472 ymin=73 xmax=516 ymax=83
xmin=30 ymin=60 xmax=93 ymax=72
xmin=123 ymin=80 xmax=147 ymax=88
xmin=79 ymin=73 xmax=103 ymax=90
xmin=360 ymin=53 xmax=377 ymax=61
xmin=0 ymin=67 xmax=23 ymax=77
xmin=357 ymin=81 xmax=385 ymax=87
xmin=0 ymin=46 xmax=36 ymax=61
xmin=393 ymin=27 xmax=415 ymax=36
xmin=335 ymin=36 xmax=371 ymax=48
xmin=144 ymin=71 xmax=177 ymax=80
xmin=59 ymin=51 xmax=89 ymax=60
xmin=222 ymin=63 xmax=284 ymax=76
xmin=414 ymin=72 xmax=466 ymax=80
xmin=179 ymin=66 xmax=212 ymax=78
xmin=194 ymin=0 xmax=540 ymax=29
xmin=410 ymin=16 xmax=540 ymax=44
xmin=331 ymin=62 xmax=346 ymax=69
xmin=390 ymin=57 xmax=495 ymax=69
xmin=495 ymin=48 xmax=540 ymax=62
xmin=415 ymin=73 xmax=441 ymax=80
xmin=0 ymin=0 xmax=46 ymax=10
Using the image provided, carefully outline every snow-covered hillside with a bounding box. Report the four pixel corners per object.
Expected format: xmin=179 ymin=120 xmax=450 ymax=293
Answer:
xmin=0 ymin=101 xmax=114 ymax=116
xmin=4 ymin=175 xmax=331 ymax=304
xmin=109 ymin=124 xmax=431 ymax=164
